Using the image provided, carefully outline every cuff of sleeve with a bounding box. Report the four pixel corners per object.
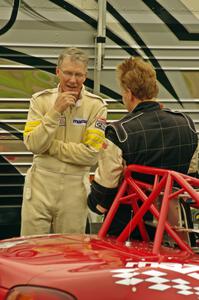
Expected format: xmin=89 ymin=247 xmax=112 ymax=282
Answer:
xmin=45 ymin=108 xmax=61 ymax=125
xmin=87 ymin=180 xmax=118 ymax=214
xmin=87 ymin=194 xmax=104 ymax=215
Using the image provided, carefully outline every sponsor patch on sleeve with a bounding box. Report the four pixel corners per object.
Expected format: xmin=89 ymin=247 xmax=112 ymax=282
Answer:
xmin=95 ymin=117 xmax=107 ymax=131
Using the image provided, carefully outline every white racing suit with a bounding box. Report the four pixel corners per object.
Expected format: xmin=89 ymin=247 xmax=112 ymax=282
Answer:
xmin=21 ymin=85 xmax=107 ymax=235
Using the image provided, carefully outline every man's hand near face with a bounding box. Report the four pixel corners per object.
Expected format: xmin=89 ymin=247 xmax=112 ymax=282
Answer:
xmin=54 ymin=91 xmax=78 ymax=113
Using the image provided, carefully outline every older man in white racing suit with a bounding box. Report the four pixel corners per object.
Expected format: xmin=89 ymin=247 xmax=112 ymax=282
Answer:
xmin=21 ymin=47 xmax=107 ymax=235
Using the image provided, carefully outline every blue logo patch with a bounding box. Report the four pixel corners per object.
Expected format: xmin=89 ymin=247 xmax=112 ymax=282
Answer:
xmin=73 ymin=118 xmax=87 ymax=125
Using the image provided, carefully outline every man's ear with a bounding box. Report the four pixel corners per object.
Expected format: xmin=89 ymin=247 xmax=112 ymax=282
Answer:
xmin=56 ymin=67 xmax=60 ymax=76
xmin=126 ymin=88 xmax=133 ymax=101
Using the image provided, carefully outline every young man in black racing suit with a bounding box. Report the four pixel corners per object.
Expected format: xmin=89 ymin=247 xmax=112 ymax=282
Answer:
xmin=88 ymin=57 xmax=198 ymax=240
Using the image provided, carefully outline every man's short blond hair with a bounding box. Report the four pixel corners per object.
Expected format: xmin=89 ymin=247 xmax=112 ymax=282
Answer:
xmin=57 ymin=47 xmax=89 ymax=68
xmin=117 ymin=57 xmax=159 ymax=100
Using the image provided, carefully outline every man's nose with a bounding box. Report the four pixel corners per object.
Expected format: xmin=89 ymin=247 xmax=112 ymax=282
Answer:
xmin=68 ymin=74 xmax=77 ymax=82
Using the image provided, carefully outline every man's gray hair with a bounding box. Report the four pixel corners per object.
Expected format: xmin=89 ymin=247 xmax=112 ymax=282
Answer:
xmin=57 ymin=47 xmax=89 ymax=67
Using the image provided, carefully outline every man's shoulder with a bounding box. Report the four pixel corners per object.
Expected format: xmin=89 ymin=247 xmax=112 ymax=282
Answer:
xmin=32 ymin=87 xmax=58 ymax=99
xmin=109 ymin=110 xmax=143 ymax=127
xmin=84 ymin=90 xmax=107 ymax=106
xmin=106 ymin=111 xmax=144 ymax=143
xmin=162 ymin=108 xmax=194 ymax=122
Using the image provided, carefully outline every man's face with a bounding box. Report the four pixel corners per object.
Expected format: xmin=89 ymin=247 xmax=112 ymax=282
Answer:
xmin=56 ymin=57 xmax=87 ymax=98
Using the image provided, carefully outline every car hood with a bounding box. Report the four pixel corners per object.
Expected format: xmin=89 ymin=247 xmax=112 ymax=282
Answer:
xmin=0 ymin=234 xmax=199 ymax=300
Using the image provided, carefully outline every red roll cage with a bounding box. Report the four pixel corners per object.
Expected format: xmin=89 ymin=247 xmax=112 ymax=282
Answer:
xmin=98 ymin=165 xmax=199 ymax=255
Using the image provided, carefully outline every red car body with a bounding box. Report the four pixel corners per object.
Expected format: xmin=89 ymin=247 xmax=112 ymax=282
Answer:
xmin=0 ymin=165 xmax=198 ymax=300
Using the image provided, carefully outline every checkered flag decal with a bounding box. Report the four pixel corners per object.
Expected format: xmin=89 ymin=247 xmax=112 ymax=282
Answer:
xmin=111 ymin=263 xmax=199 ymax=297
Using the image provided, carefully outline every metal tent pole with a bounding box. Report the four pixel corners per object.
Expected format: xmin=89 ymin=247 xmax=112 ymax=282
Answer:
xmin=93 ymin=0 xmax=106 ymax=94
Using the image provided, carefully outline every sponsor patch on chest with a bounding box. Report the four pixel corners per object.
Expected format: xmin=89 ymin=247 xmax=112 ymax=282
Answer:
xmin=73 ymin=118 xmax=87 ymax=125
xmin=59 ymin=115 xmax=66 ymax=126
